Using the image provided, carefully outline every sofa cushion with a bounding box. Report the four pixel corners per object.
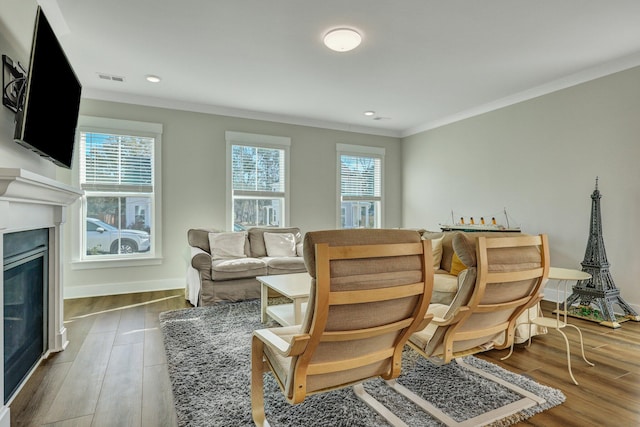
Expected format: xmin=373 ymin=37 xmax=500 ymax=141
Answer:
xmin=211 ymin=257 xmax=267 ymax=280
xmin=188 ymin=228 xmax=218 ymax=252
xmin=449 ymin=252 xmax=467 ymax=276
xmin=433 ymin=273 xmax=458 ymax=294
xmin=249 ymin=227 xmax=303 ymax=258
xmin=430 ymin=236 xmax=444 ymax=269
xmin=264 ymin=232 xmax=297 ymax=257
xmin=264 ymin=257 xmax=307 ymax=274
xmin=439 ymin=232 xmax=456 ymax=272
xmin=209 ymin=231 xmax=248 ymax=260
xmin=452 ymin=232 xmax=477 ymax=267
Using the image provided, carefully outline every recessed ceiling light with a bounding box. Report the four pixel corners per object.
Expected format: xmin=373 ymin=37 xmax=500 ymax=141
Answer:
xmin=323 ymin=28 xmax=362 ymax=52
xmin=364 ymin=110 xmax=375 ymax=116
xmin=145 ymin=75 xmax=161 ymax=83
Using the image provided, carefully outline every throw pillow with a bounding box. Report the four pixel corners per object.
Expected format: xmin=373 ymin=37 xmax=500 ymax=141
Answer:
xmin=208 ymin=231 xmax=247 ymax=260
xmin=449 ymin=252 xmax=467 ymax=276
xmin=452 ymin=232 xmax=477 ymax=267
xmin=430 ymin=236 xmax=444 ymax=270
xmin=264 ymin=232 xmax=297 ymax=257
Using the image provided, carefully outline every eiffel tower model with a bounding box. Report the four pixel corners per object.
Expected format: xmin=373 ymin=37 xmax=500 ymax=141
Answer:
xmin=561 ymin=178 xmax=640 ymax=328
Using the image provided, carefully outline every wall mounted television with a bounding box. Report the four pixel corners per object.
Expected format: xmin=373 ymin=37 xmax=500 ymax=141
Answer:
xmin=13 ymin=6 xmax=82 ymax=169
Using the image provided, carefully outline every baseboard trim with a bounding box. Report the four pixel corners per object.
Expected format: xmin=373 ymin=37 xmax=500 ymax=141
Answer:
xmin=64 ymin=278 xmax=184 ymax=299
xmin=0 ymin=406 xmax=9 ymax=427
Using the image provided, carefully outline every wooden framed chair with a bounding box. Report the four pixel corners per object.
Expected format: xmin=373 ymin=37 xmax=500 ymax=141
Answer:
xmin=388 ymin=233 xmax=550 ymax=427
xmin=251 ymin=229 xmax=434 ymax=426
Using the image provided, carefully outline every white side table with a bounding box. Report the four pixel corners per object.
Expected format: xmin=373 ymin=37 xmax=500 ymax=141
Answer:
xmin=536 ymin=267 xmax=595 ymax=385
xmin=503 ymin=267 xmax=595 ymax=385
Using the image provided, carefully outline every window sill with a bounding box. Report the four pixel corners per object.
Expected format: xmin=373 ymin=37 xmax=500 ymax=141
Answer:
xmin=71 ymin=255 xmax=163 ymax=270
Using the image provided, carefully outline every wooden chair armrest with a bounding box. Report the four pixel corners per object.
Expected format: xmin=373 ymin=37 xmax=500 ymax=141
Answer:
xmin=431 ymin=306 xmax=470 ymax=326
xmin=253 ymin=329 xmax=310 ymax=357
xmin=416 ymin=313 xmax=434 ymax=331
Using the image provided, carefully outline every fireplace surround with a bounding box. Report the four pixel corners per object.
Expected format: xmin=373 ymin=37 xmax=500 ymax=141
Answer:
xmin=0 ymin=168 xmax=82 ymax=427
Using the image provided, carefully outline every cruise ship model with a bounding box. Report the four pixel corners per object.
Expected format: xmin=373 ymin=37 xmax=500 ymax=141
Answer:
xmin=440 ymin=209 xmax=521 ymax=232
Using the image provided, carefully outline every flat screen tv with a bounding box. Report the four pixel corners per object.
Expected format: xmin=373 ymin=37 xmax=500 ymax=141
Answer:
xmin=14 ymin=6 xmax=82 ymax=169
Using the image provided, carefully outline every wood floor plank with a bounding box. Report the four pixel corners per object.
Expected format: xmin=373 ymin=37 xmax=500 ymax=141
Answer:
xmin=88 ymin=310 xmax=121 ymax=334
xmin=143 ymin=327 xmax=167 ymax=367
xmin=43 ymin=331 xmax=116 ymax=424
xmin=53 ymin=316 xmax=96 ymax=365
xmin=43 ymin=415 xmax=93 ymax=427
xmin=10 ymin=360 xmax=72 ymax=427
xmin=114 ymin=305 xmax=146 ymax=346
xmin=91 ymin=342 xmax=144 ymax=427
xmin=142 ymin=364 xmax=178 ymax=427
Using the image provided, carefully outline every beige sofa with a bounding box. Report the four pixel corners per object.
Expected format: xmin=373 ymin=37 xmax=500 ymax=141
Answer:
xmin=186 ymin=227 xmax=307 ymax=306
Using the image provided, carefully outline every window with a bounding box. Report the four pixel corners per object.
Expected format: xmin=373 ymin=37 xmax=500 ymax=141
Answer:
xmin=77 ymin=117 xmax=162 ymax=262
xmin=226 ymin=131 xmax=290 ymax=230
xmin=337 ymin=144 xmax=384 ymax=229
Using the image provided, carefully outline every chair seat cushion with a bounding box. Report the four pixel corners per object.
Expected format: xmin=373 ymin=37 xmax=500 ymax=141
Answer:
xmin=211 ymin=257 xmax=267 ymax=280
xmin=410 ymin=304 xmax=449 ymax=351
xmin=264 ymin=257 xmax=307 ymax=274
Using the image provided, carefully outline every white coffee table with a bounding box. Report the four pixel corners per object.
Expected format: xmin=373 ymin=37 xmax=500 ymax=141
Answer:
xmin=258 ymin=273 xmax=311 ymax=326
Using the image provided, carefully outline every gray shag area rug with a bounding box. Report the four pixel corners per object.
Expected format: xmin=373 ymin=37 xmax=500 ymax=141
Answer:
xmin=160 ymin=300 xmax=565 ymax=426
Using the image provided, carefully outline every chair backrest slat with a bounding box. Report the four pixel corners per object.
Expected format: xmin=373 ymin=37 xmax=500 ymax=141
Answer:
xmin=321 ymin=318 xmax=415 ymax=342
xmin=306 ymin=348 xmax=395 ymax=376
xmin=328 ymin=281 xmax=425 ymax=305
xmin=328 ymin=242 xmax=425 ymax=259
xmin=485 ymin=267 xmax=545 ymax=283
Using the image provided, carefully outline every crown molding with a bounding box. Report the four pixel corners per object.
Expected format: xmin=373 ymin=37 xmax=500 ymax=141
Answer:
xmin=402 ymin=52 xmax=640 ymax=137
xmin=81 ymin=89 xmax=402 ymax=138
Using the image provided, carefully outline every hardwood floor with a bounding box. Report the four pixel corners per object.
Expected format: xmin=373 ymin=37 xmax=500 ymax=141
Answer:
xmin=9 ymin=289 xmax=189 ymax=427
xmin=477 ymin=301 xmax=640 ymax=426
xmin=9 ymin=294 xmax=640 ymax=426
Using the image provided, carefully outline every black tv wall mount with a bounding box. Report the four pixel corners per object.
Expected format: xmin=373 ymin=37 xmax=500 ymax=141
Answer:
xmin=2 ymin=54 xmax=26 ymax=113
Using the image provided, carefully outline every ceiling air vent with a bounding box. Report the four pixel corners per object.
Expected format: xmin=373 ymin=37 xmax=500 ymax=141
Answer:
xmin=97 ymin=73 xmax=125 ymax=82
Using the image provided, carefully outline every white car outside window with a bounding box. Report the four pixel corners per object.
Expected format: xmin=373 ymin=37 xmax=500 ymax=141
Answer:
xmin=86 ymin=218 xmax=150 ymax=255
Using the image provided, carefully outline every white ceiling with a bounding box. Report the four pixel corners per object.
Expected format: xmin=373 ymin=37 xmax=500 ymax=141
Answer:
xmin=37 ymin=0 xmax=640 ymax=137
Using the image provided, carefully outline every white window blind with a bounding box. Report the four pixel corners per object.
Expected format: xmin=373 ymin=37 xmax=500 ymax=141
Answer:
xmin=80 ymin=132 xmax=154 ymax=193
xmin=340 ymin=154 xmax=382 ymax=200
xmin=337 ymin=144 xmax=384 ymax=229
xmin=232 ymin=145 xmax=285 ymax=196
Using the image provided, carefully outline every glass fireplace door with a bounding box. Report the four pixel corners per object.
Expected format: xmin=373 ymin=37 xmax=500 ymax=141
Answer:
xmin=3 ymin=229 xmax=48 ymax=404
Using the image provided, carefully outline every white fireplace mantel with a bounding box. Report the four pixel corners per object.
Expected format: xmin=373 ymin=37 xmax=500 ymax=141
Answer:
xmin=0 ymin=168 xmax=82 ymax=427
xmin=0 ymin=168 xmax=82 ymax=208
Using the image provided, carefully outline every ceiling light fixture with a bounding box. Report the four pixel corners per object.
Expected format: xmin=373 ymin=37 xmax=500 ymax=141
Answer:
xmin=323 ymin=28 xmax=362 ymax=52
xmin=364 ymin=110 xmax=375 ymax=116
xmin=145 ymin=75 xmax=161 ymax=83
